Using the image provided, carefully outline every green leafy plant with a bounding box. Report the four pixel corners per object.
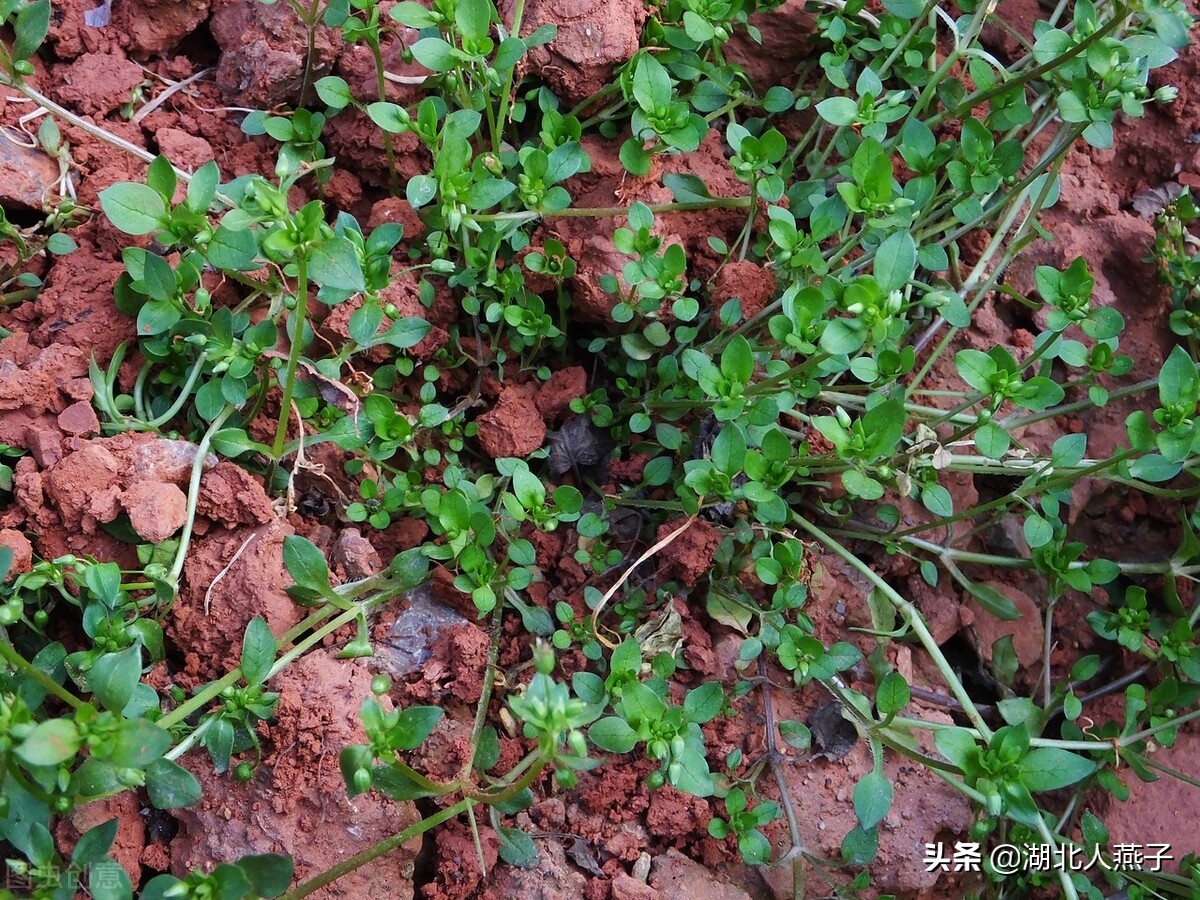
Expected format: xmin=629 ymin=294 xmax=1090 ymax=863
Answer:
xmin=1 ymin=0 xmax=1199 ymax=894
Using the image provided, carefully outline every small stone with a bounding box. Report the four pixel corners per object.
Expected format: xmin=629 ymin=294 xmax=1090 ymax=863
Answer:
xmin=55 ymin=53 xmax=148 ymax=117
xmin=122 ymin=481 xmax=188 ymax=543
xmin=476 ymin=387 xmax=546 ymax=459
xmin=0 ymin=140 xmax=60 ymax=211
xmin=0 ymin=528 xmax=33 ymax=577
xmin=535 ymin=367 xmax=587 ymax=424
xmin=155 ymin=127 xmax=215 ymax=173
xmin=57 ymin=401 xmax=100 ymax=436
xmin=971 ymin=581 xmax=1044 ymax=669
xmin=330 ymin=528 xmax=381 ymax=580
xmin=23 ymin=425 xmax=62 ymax=468
xmin=651 ymin=849 xmax=751 ymax=900
xmin=710 ymin=260 xmax=777 ymax=323
xmin=612 ymin=873 xmax=660 ymax=900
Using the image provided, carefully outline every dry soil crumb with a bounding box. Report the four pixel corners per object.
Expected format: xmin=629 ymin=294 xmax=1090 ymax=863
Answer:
xmin=710 ymin=260 xmax=777 ymax=322
xmin=476 ymin=387 xmax=546 ymax=458
xmin=656 ymin=518 xmax=721 ymax=588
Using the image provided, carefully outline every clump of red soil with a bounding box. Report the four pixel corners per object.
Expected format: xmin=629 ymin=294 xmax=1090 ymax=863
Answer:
xmin=656 ymin=518 xmax=721 ymax=588
xmin=172 ymin=519 xmax=300 ymax=684
xmin=209 ymin=0 xmax=341 ymax=107
xmin=536 ymin=366 xmax=588 ymax=423
xmin=507 ymin=0 xmax=648 ymax=106
xmin=10 ymin=432 xmax=213 ymax=557
xmin=0 ymin=333 xmax=96 ymax=466
xmin=0 ymin=528 xmax=33 ymax=577
xmin=710 ymin=261 xmax=777 ymax=322
xmin=476 ymin=387 xmax=547 ymax=458
xmin=171 ymin=651 xmax=421 ymax=898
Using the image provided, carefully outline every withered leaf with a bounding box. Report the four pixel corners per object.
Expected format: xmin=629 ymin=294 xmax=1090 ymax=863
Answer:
xmin=262 ymin=350 xmax=363 ymax=417
xmin=1131 ymin=181 xmax=1184 ymax=219
xmin=807 ymin=702 xmax=858 ymax=761
xmin=548 ymin=415 xmax=614 ymax=475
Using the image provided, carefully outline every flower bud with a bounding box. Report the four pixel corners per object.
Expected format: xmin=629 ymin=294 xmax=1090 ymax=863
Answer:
xmin=533 ymin=641 xmax=555 ymax=676
xmin=352 ymin=767 xmax=373 ymax=794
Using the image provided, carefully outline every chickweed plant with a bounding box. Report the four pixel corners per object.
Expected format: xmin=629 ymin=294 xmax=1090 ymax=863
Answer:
xmin=0 ymin=0 xmax=1198 ymax=896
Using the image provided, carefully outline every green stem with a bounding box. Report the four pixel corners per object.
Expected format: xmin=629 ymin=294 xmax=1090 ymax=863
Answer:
xmin=144 ymin=352 xmax=210 ymax=430
xmin=280 ymin=798 xmax=474 ymax=900
xmin=0 ymin=287 xmax=38 ymax=306
xmin=792 ymin=515 xmax=993 ymax=739
xmin=1032 ymin=813 xmax=1080 ymax=900
xmin=273 ymin=256 xmax=309 ymax=459
xmin=473 ymin=196 xmax=751 ymax=224
xmin=930 ymin=3 xmax=1130 ymax=129
xmin=158 ymin=569 xmax=404 ymax=731
xmin=900 ymin=534 xmax=1192 ymax=576
xmin=0 ymin=637 xmax=84 ymax=710
xmin=493 ymin=0 xmax=527 ymax=154
xmin=367 ymin=35 xmax=398 ymax=195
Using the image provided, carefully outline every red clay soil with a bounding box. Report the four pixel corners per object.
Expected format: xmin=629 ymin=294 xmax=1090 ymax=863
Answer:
xmin=3 ymin=0 xmax=1198 ymax=897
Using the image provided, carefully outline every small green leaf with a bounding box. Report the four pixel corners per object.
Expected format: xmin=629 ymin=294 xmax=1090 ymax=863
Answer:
xmin=315 ymin=75 xmax=354 ymax=110
xmin=619 ymin=139 xmax=651 ymax=176
xmin=962 ymin=579 xmax=1021 ymax=620
xmin=1018 ymin=747 xmax=1098 ymax=791
xmin=670 ymin=746 xmax=714 ymax=797
xmin=683 ymin=682 xmax=724 ymax=724
xmin=589 ymin=717 xmax=639 ymax=753
xmin=88 ymin=860 xmax=132 ymax=900
xmin=45 ymin=232 xmax=77 ymax=255
xmin=720 ymin=335 xmax=755 ymax=385
xmin=100 ymin=183 xmax=167 ymax=235
xmin=393 ymin=706 xmax=443 ymax=750
xmin=410 ymin=37 xmax=460 ymax=72
xmin=308 ymin=235 xmax=365 ymax=293
xmin=205 ymin=225 xmax=259 ymax=270
xmin=186 ymin=160 xmax=220 ymax=212
xmin=875 ymin=672 xmax=910 ymax=716
xmin=90 ymin=644 xmax=142 ymax=713
xmin=955 ymin=349 xmax=996 ymax=394
xmin=17 ymin=718 xmax=81 ymax=767
xmin=372 ymin=316 xmax=432 ymax=350
xmin=816 ymin=96 xmax=859 ymax=126
xmin=203 ymin=717 xmax=235 ymax=773
xmin=738 ymin=829 xmax=773 ymax=865
xmin=873 ymin=231 xmax=916 ymax=292
xmin=146 ymin=155 xmax=177 ymax=202
xmin=238 ymin=854 xmax=296 ymax=898
xmin=282 ymin=535 xmax=334 ymax=594
xmin=974 ymin=422 xmax=1011 ymax=459
xmin=406 ymin=174 xmax=437 ymax=208
xmin=368 ymin=101 xmax=411 ymax=133
xmin=106 ymin=718 xmax=171 ymax=768
xmin=13 ymin=0 xmax=50 ymax=61
xmin=496 ymin=825 xmax=539 ymax=867
xmin=778 ymin=720 xmax=810 ymax=751
xmin=145 ymin=758 xmax=203 ymax=809
xmin=240 ymin=617 xmax=276 ymax=685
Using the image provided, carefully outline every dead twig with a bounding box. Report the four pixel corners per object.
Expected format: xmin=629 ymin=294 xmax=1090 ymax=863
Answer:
xmin=204 ymin=529 xmax=263 ymax=616
xmin=589 ymin=512 xmax=698 ymax=649
xmin=131 ymin=67 xmax=213 ymax=125
xmin=758 ymin=655 xmax=807 ymax=896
